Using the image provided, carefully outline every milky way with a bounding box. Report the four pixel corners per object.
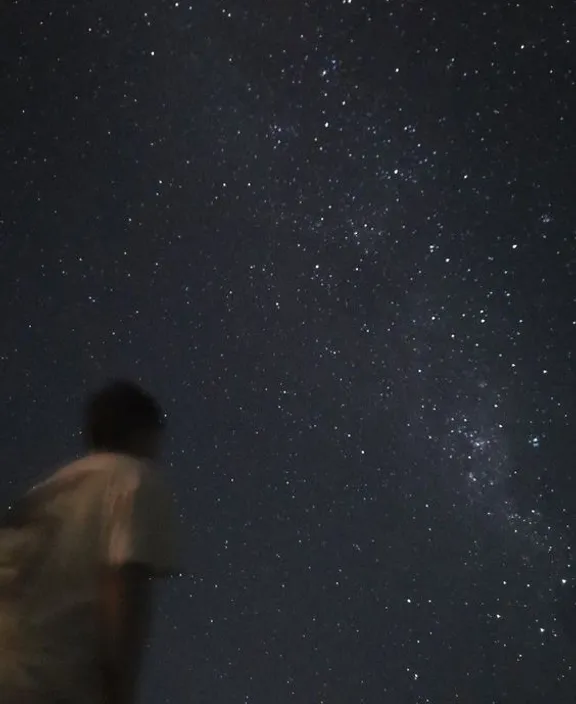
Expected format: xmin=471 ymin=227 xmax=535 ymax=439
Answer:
xmin=1 ymin=1 xmax=576 ymax=702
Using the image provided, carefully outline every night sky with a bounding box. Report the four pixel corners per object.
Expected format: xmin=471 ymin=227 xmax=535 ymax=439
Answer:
xmin=1 ymin=1 xmax=576 ymax=702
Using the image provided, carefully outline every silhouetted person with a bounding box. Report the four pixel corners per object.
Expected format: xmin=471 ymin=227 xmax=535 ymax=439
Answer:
xmin=0 ymin=380 xmax=179 ymax=704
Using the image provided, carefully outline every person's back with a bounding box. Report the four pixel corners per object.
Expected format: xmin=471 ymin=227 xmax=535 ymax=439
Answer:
xmin=0 ymin=380 xmax=179 ymax=704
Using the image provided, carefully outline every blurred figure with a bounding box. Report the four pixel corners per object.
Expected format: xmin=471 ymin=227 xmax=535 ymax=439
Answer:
xmin=0 ymin=380 xmax=179 ymax=704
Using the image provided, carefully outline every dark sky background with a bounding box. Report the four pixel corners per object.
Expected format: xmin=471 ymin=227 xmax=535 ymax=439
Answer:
xmin=1 ymin=0 xmax=576 ymax=702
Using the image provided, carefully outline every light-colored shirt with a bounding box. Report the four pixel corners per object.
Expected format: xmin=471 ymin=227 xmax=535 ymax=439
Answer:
xmin=0 ymin=452 xmax=179 ymax=702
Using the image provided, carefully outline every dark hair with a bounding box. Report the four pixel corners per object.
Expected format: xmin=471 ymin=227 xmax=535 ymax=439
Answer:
xmin=83 ymin=379 xmax=165 ymax=453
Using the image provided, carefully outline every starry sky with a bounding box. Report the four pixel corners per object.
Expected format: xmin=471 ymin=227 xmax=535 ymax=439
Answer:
xmin=1 ymin=0 xmax=576 ymax=702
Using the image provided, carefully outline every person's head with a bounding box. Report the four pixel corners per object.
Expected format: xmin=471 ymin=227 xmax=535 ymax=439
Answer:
xmin=83 ymin=379 xmax=165 ymax=460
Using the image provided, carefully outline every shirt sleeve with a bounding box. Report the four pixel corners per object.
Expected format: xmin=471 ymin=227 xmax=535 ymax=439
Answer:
xmin=104 ymin=460 xmax=179 ymax=576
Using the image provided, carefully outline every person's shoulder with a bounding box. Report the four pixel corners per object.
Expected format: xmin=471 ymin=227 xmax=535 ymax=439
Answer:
xmin=28 ymin=454 xmax=108 ymax=495
xmin=98 ymin=454 xmax=153 ymax=495
xmin=53 ymin=453 xmax=167 ymax=504
xmin=45 ymin=453 xmax=140 ymax=485
xmin=103 ymin=453 xmax=148 ymax=476
xmin=21 ymin=454 xmax=123 ymax=511
xmin=103 ymin=455 xmax=174 ymax=506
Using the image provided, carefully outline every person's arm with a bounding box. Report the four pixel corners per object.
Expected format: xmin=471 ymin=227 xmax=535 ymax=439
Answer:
xmin=99 ymin=461 xmax=179 ymax=703
xmin=99 ymin=563 xmax=153 ymax=704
